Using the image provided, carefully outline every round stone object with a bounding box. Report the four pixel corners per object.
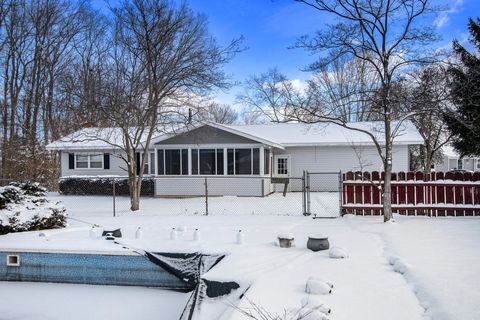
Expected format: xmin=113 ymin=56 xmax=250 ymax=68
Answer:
xmin=307 ymin=236 xmax=330 ymax=252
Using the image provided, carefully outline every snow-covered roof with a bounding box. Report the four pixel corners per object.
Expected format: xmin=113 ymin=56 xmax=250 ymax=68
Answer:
xmin=218 ymin=121 xmax=423 ymax=147
xmin=46 ymin=127 xmax=166 ymax=151
xmin=47 ymin=121 xmax=423 ymax=151
xmin=442 ymin=145 xmax=459 ymax=158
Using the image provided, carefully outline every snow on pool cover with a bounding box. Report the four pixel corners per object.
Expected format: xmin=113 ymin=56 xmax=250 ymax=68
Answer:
xmin=0 ymin=227 xmax=242 ymax=320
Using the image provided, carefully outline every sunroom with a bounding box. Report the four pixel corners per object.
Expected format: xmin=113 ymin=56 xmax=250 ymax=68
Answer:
xmin=152 ymin=124 xmax=283 ymax=197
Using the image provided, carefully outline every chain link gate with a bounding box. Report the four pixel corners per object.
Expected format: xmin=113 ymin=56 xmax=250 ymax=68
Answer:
xmin=302 ymin=171 xmax=342 ymax=218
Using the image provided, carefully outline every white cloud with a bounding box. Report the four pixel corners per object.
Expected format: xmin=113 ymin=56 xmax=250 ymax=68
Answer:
xmin=434 ymin=0 xmax=464 ymax=28
xmin=289 ymin=79 xmax=309 ymax=92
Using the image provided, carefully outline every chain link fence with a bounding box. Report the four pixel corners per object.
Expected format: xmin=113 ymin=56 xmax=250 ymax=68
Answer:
xmin=2 ymin=173 xmax=342 ymax=218
xmin=304 ymin=172 xmax=342 ymax=218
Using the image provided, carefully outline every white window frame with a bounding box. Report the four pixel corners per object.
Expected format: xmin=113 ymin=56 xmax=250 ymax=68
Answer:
xmin=74 ymin=153 xmax=104 ymax=170
xmin=226 ymin=147 xmax=260 ymax=176
xmin=274 ymin=155 xmax=290 ymax=177
xmin=157 ymin=148 xmax=189 ymax=176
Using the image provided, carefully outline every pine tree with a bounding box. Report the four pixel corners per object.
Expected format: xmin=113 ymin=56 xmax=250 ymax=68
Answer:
xmin=445 ymin=18 xmax=480 ymax=156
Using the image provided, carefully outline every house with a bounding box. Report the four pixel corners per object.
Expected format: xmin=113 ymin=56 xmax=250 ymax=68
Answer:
xmin=46 ymin=121 xmax=423 ymax=196
xmin=434 ymin=146 xmax=480 ymax=172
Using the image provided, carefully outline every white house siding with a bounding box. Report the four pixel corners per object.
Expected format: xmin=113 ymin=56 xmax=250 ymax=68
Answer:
xmin=435 ymin=158 xmax=449 ymax=172
xmin=436 ymin=156 xmax=480 ymax=172
xmin=273 ymin=145 xmax=410 ymax=191
xmin=155 ymin=177 xmax=267 ymax=197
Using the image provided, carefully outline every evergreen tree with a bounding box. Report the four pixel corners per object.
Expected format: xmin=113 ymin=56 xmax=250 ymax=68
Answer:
xmin=445 ymin=18 xmax=480 ymax=156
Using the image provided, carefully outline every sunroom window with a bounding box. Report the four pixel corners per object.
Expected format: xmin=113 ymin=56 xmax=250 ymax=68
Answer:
xmin=157 ymin=147 xmax=261 ymax=176
xmin=227 ymin=148 xmax=260 ymax=175
xmin=157 ymin=149 xmax=188 ymax=175
xmin=191 ymin=148 xmax=224 ymax=175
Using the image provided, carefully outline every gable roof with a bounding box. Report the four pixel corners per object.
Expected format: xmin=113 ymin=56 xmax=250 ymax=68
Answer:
xmin=47 ymin=121 xmax=423 ymax=151
xmin=152 ymin=122 xmax=285 ymax=149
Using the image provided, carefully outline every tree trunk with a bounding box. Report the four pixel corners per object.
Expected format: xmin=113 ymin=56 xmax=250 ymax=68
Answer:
xmin=383 ymin=118 xmax=393 ymax=222
xmin=130 ymin=186 xmax=140 ymax=211
xmin=383 ymin=157 xmax=393 ymax=222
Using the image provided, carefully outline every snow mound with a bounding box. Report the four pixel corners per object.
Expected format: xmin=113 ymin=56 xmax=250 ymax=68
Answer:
xmin=306 ymin=278 xmax=333 ymax=295
xmin=299 ymin=309 xmax=330 ymax=320
xmin=388 ymin=256 xmax=409 ymax=275
xmin=307 ymin=276 xmax=334 ymax=289
xmin=301 ymin=296 xmax=331 ymax=314
xmin=329 ymin=246 xmax=349 ymax=259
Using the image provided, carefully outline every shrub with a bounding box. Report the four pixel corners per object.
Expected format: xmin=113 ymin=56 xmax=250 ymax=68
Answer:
xmin=0 ymin=182 xmax=67 ymax=235
xmin=59 ymin=177 xmax=154 ymax=196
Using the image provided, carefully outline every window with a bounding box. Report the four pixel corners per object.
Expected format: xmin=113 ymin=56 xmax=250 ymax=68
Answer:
xmin=157 ymin=149 xmax=164 ymax=175
xmin=276 ymin=156 xmax=289 ymax=175
xmin=75 ymin=154 xmax=88 ymax=168
xmin=136 ymin=152 xmax=151 ymax=174
xmin=157 ymin=147 xmax=261 ymax=176
xmin=165 ymin=149 xmax=181 ymax=175
xmin=182 ymin=150 xmax=188 ymax=175
xmin=264 ymin=149 xmax=270 ymax=175
xmin=150 ymin=152 xmax=155 ymax=174
xmin=157 ymin=149 xmax=187 ymax=175
xmin=476 ymin=159 xmax=480 ymax=170
xmin=227 ymin=148 xmax=260 ymax=175
xmin=217 ymin=149 xmax=224 ymax=175
xmin=191 ymin=148 xmax=224 ymax=175
xmin=89 ymin=154 xmax=103 ymax=168
xmin=253 ymin=149 xmax=259 ymax=175
xmin=235 ymin=149 xmax=252 ymax=174
xmin=200 ymin=149 xmax=216 ymax=174
xmin=458 ymin=159 xmax=463 ymax=170
xmin=75 ymin=153 xmax=103 ymax=169
xmin=227 ymin=149 xmax=234 ymax=175
xmin=192 ymin=149 xmax=198 ymax=174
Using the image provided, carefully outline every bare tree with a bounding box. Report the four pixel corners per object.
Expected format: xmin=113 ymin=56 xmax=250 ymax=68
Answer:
xmin=277 ymin=0 xmax=441 ymax=222
xmin=197 ymin=101 xmax=238 ymax=124
xmin=404 ymin=65 xmax=453 ymax=173
xmin=0 ymin=0 xmax=86 ymax=183
xmin=308 ymin=55 xmax=380 ymax=122
xmin=237 ymin=68 xmax=313 ymax=123
xmin=94 ymin=0 xmax=241 ymax=211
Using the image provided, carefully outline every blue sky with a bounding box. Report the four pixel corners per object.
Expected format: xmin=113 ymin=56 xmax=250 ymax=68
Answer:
xmin=92 ymin=0 xmax=480 ymax=105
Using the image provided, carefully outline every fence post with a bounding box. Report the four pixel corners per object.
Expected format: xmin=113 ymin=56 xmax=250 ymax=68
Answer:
xmin=112 ymin=178 xmax=116 ymax=217
xmin=302 ymin=170 xmax=307 ymax=215
xmin=338 ymin=171 xmax=343 ymax=216
xmin=204 ymin=177 xmax=209 ymax=216
xmin=305 ymin=171 xmax=311 ymax=216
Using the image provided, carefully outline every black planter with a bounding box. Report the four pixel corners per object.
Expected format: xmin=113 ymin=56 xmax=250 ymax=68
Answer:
xmin=307 ymin=236 xmax=329 ymax=252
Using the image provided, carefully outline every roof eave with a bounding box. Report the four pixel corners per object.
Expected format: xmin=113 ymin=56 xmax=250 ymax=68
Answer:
xmin=280 ymin=140 xmax=423 ymax=147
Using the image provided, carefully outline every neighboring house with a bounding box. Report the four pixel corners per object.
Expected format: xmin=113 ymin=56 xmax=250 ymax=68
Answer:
xmin=435 ymin=146 xmax=480 ymax=172
xmin=46 ymin=121 xmax=423 ymax=196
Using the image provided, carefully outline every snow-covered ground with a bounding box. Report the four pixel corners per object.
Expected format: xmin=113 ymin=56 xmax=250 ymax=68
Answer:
xmin=0 ymin=194 xmax=479 ymax=320
xmin=0 ymin=282 xmax=189 ymax=320
xmin=48 ymin=192 xmax=340 ymax=218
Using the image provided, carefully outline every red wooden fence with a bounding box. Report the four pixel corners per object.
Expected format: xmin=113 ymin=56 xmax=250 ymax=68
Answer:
xmin=341 ymin=171 xmax=480 ymax=216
